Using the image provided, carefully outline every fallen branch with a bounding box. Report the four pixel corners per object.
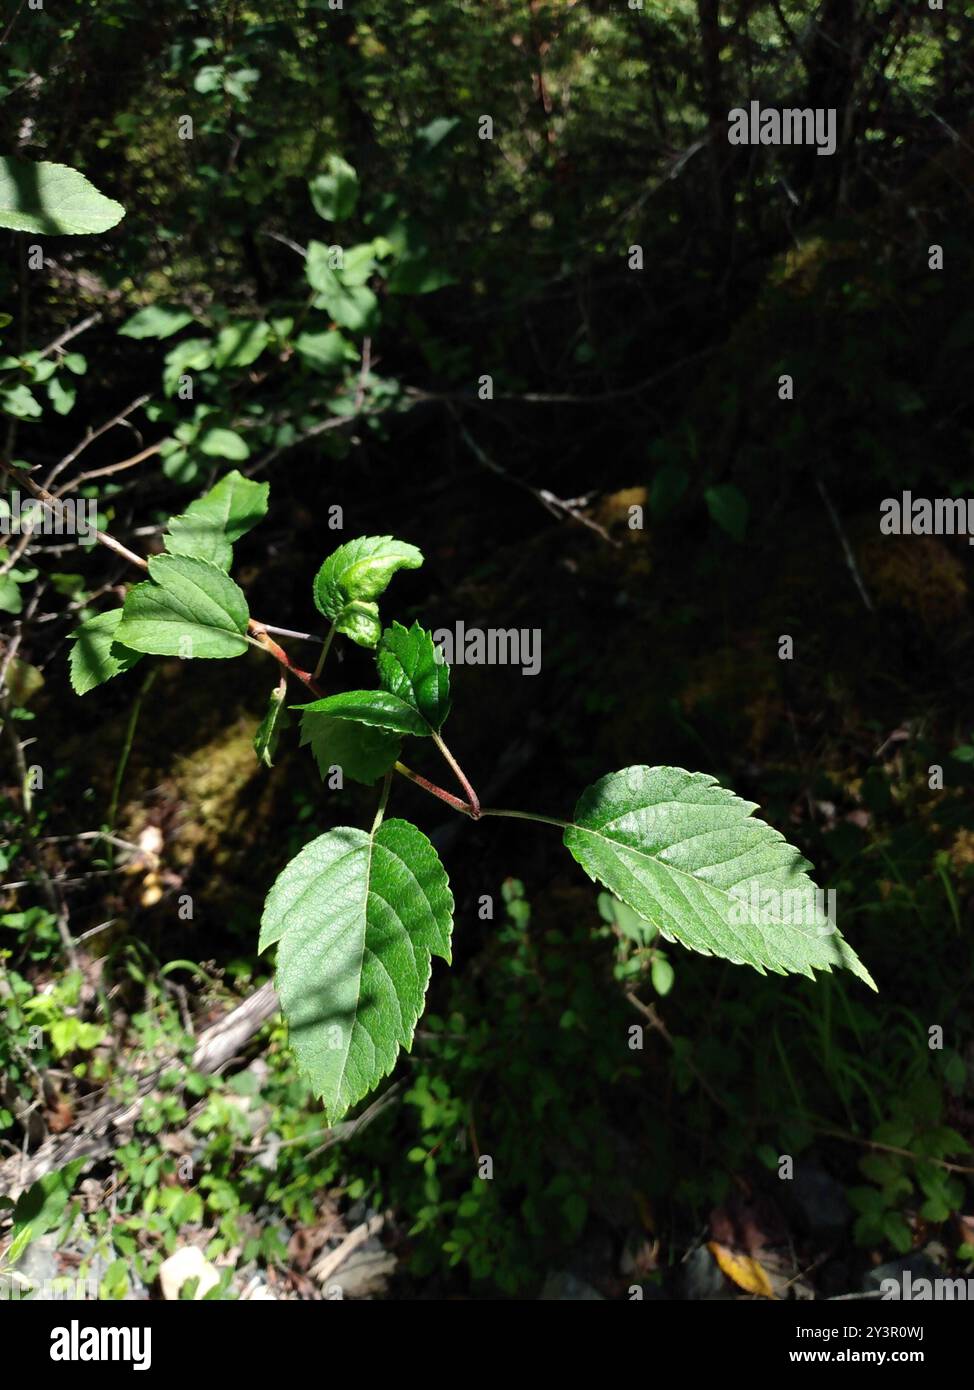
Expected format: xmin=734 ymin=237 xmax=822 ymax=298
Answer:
xmin=0 ymin=982 xmax=280 ymax=1201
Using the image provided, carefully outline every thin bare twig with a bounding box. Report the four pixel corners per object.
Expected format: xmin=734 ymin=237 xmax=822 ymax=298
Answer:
xmin=813 ymin=471 xmax=874 ymax=613
xmin=447 ymin=403 xmax=618 ymax=545
xmin=52 ymin=439 xmax=164 ymax=497
xmin=43 ymin=392 xmax=151 ymax=491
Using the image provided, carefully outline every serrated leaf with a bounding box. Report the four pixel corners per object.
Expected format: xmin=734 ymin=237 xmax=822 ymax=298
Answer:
xmin=115 ymin=555 xmax=249 ymax=659
xmin=334 ymin=599 xmax=382 ymax=649
xmin=295 ymin=689 xmax=427 ymax=738
xmin=254 ymin=683 xmax=290 ymax=768
xmin=260 ymin=819 xmax=453 ymax=1120
xmin=563 ymin=766 xmax=875 ymax=988
xmin=0 ymin=159 xmax=124 ymax=235
xmin=68 ymin=609 xmax=143 ymax=695
xmin=118 ymin=305 xmax=193 ymax=340
xmin=308 ymin=156 xmax=359 ymax=222
xmin=164 ymin=468 xmax=269 ymax=569
xmin=376 ymin=621 xmax=451 ymax=734
xmin=313 ymin=535 xmax=423 ymax=627
xmin=300 ymin=709 xmax=400 ymax=785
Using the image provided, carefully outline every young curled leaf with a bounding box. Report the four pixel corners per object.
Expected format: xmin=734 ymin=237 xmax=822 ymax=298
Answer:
xmin=334 ymin=598 xmax=382 ymax=649
xmin=313 ymin=535 xmax=423 ymax=632
xmin=254 ymin=682 xmax=290 ymax=768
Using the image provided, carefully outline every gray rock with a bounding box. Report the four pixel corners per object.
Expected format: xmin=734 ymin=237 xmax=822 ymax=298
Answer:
xmin=863 ymin=1253 xmax=942 ymax=1296
xmin=681 ymin=1244 xmax=733 ymax=1300
xmin=539 ymin=1270 xmax=604 ymax=1301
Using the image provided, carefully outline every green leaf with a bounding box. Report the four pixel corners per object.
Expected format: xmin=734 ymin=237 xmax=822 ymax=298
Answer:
xmin=163 ymin=338 xmax=213 ymax=395
xmin=164 ymin=468 xmax=269 ymax=569
xmin=68 ymin=609 xmax=143 ymax=694
xmin=0 ymin=159 xmax=124 ymax=235
xmin=340 ymin=243 xmax=381 ymax=286
xmin=882 ymin=1211 xmax=913 ymax=1254
xmin=313 ymin=536 xmax=423 ymax=627
xmin=5 ymin=656 xmax=43 ymax=705
xmin=305 ymin=240 xmax=341 ymax=294
xmin=10 ymin=1158 xmax=87 ymax=1249
xmin=293 ymin=328 xmax=354 ymax=372
xmin=118 ymin=305 xmax=193 ymax=340
xmin=0 ymin=384 xmax=41 ymax=419
xmin=260 ymin=818 xmax=453 ymax=1120
xmin=600 ymin=892 xmax=655 ymax=943
xmin=197 ymin=426 xmax=249 ymax=460
xmin=0 ymin=573 xmax=23 ymax=614
xmin=213 ymin=320 xmax=270 ymax=370
xmin=704 ymin=484 xmax=748 ymax=542
xmin=318 ymin=283 xmax=378 ymax=334
xmin=377 ymin=621 xmax=450 ymax=734
xmin=335 ymin=600 xmax=382 ymax=649
xmin=386 ymin=257 xmax=455 ymax=296
xmin=306 ymin=242 xmax=378 ymax=331
xmin=295 ymin=689 xmax=427 ymax=738
xmin=563 ymin=766 xmax=875 ymax=988
xmin=300 ymin=709 xmax=400 ymax=785
xmin=115 ymin=555 xmax=250 ymax=659
xmin=651 ymin=955 xmax=675 ymax=996
xmin=308 ymin=155 xmax=359 ymax=221
xmin=254 ymin=683 xmax=289 ymax=768
xmin=46 ymin=376 xmax=76 ymax=415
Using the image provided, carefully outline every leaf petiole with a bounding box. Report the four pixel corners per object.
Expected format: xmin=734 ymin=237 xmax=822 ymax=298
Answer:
xmin=313 ymin=621 xmax=336 ymax=680
xmin=394 ymin=761 xmax=475 ymax=816
xmin=372 ymin=770 xmax=393 ymax=832
xmin=478 ymin=806 xmax=570 ymax=830
xmin=432 ymin=731 xmax=480 ymax=817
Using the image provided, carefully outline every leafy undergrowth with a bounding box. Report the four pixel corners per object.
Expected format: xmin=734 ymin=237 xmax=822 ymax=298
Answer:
xmin=4 ymin=465 xmax=974 ymax=1299
xmin=2 ymin=829 xmax=972 ymax=1299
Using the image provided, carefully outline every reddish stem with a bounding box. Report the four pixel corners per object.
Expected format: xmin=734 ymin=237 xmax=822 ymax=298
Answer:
xmin=248 ymin=624 xmax=323 ymax=696
xmin=394 ymin=761 xmax=476 ymax=816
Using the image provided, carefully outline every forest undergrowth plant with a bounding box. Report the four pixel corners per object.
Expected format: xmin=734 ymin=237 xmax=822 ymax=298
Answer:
xmin=38 ymin=467 xmax=878 ymax=1124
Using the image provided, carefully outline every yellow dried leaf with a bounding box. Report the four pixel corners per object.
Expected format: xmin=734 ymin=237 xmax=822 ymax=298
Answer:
xmin=707 ymin=1241 xmax=776 ymax=1299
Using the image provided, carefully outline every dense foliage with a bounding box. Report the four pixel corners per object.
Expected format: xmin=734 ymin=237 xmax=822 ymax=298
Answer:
xmin=1 ymin=1 xmax=973 ymax=1301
